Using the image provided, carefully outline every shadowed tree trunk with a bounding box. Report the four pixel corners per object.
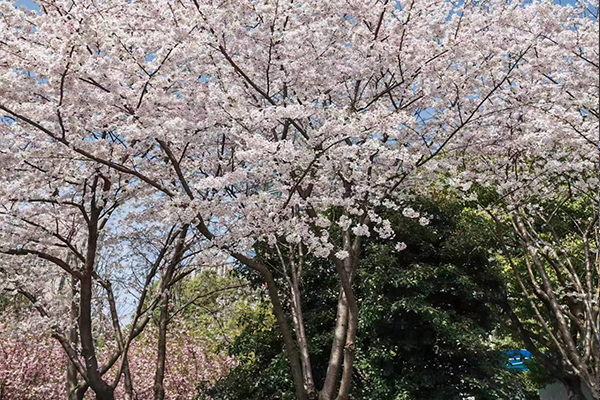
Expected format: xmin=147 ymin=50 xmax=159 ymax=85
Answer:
xmin=153 ymin=225 xmax=189 ymax=400
xmin=564 ymin=376 xmax=587 ymax=400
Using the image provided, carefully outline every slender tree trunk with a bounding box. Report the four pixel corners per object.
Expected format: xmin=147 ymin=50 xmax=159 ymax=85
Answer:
xmin=290 ymin=293 xmax=317 ymax=397
xmin=262 ymin=268 xmax=309 ymax=400
xmin=66 ymin=276 xmax=79 ymax=400
xmin=514 ymin=217 xmax=589 ymax=373
xmin=334 ymin=260 xmax=358 ymax=400
xmin=153 ymin=225 xmax=188 ymax=400
xmin=336 ymin=302 xmax=357 ymax=400
xmin=319 ymin=291 xmax=349 ymax=400
xmin=153 ymin=289 xmax=170 ymax=400
xmin=288 ymin=254 xmax=317 ymax=398
xmin=321 ymin=227 xmax=362 ymax=400
xmin=122 ymin=351 xmax=134 ymax=398
xmin=78 ymin=206 xmax=114 ymax=400
xmin=196 ymin=219 xmax=308 ymax=400
xmin=68 ymin=386 xmax=87 ymax=400
xmin=105 ymin=281 xmax=135 ymax=399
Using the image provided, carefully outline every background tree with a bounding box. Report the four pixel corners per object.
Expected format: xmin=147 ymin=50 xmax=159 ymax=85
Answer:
xmin=0 ymin=148 xmax=199 ymax=399
xmin=438 ymin=1 xmax=599 ymax=395
xmin=484 ymin=193 xmax=598 ymax=400
xmin=208 ymin=198 xmax=540 ymax=400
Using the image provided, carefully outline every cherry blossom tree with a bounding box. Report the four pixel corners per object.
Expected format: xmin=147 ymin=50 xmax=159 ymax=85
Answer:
xmin=0 ymin=0 xmax=597 ymax=399
xmin=0 ymin=117 xmax=199 ymax=399
xmin=440 ymin=3 xmax=599 ymax=398
xmin=0 ymin=167 xmax=193 ymax=400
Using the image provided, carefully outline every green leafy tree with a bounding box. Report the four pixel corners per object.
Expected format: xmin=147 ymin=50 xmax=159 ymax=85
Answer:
xmin=208 ymin=198 xmax=539 ymax=400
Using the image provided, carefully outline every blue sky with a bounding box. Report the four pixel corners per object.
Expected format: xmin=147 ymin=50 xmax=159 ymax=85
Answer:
xmin=13 ymin=0 xmax=40 ymax=12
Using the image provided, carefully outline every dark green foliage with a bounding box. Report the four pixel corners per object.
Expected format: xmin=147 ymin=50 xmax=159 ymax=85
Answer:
xmin=208 ymin=198 xmax=539 ymax=400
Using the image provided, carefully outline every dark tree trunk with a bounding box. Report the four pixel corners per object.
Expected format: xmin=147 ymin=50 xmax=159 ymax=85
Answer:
xmin=105 ymin=280 xmax=135 ymax=399
xmin=79 ymin=275 xmax=115 ymax=400
xmin=78 ymin=207 xmax=115 ymax=400
xmin=564 ymin=376 xmax=587 ymax=400
xmin=68 ymin=386 xmax=87 ymax=400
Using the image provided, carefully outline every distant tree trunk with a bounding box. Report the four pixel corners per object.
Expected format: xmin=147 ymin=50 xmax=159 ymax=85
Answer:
xmin=153 ymin=225 xmax=188 ymax=400
xmin=104 ymin=280 xmax=135 ymax=399
xmin=488 ymin=209 xmax=599 ymax=397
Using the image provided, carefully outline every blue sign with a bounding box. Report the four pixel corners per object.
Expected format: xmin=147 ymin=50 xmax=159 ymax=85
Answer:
xmin=503 ymin=349 xmax=533 ymax=371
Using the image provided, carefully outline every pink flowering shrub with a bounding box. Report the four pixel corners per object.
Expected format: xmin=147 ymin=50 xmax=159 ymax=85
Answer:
xmin=110 ymin=325 xmax=234 ymax=400
xmin=0 ymin=324 xmax=232 ymax=400
xmin=0 ymin=324 xmax=65 ymax=400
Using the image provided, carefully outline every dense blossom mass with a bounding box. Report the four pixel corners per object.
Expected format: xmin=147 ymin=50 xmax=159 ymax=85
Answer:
xmin=0 ymin=0 xmax=597 ymax=399
xmin=0 ymin=323 xmax=231 ymax=399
